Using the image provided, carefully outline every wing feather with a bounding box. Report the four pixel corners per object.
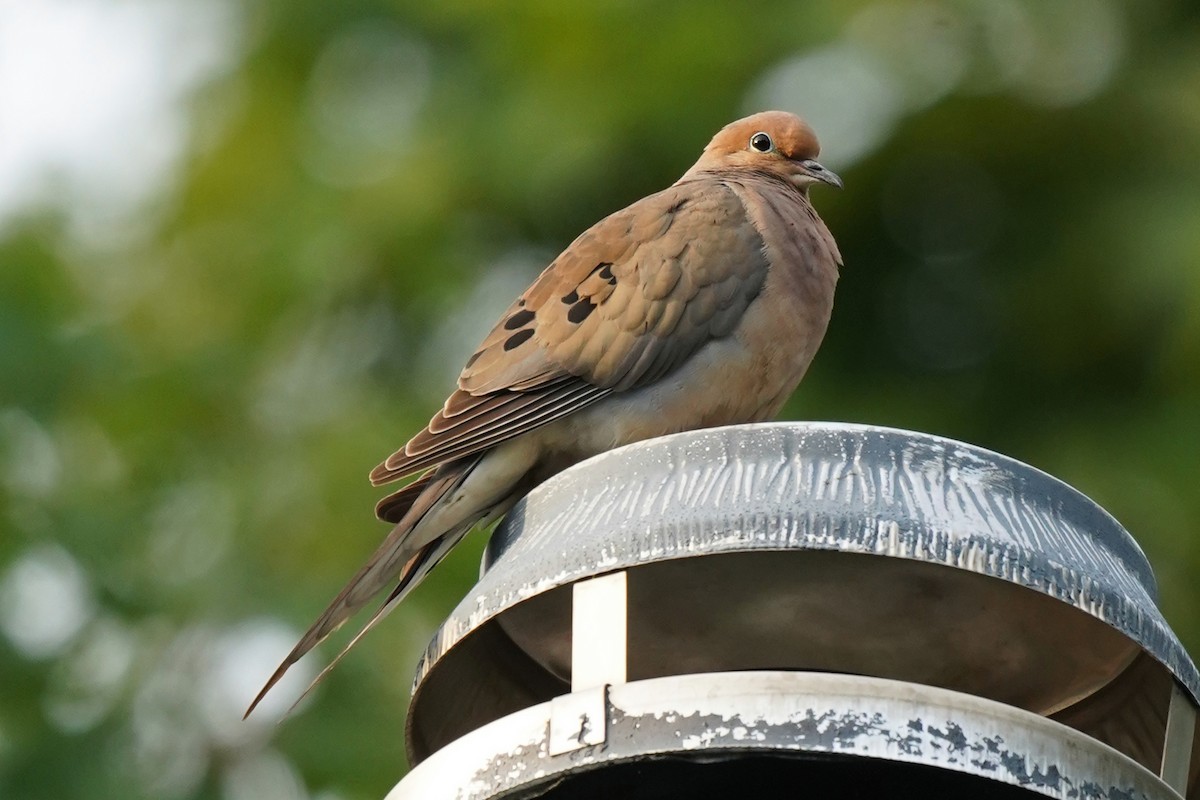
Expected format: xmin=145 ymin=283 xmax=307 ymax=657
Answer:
xmin=372 ymin=177 xmax=770 ymax=485
xmin=370 ymin=382 xmax=607 ymax=485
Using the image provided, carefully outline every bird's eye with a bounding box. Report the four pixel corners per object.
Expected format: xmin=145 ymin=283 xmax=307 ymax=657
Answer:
xmin=749 ymin=132 xmax=773 ymax=153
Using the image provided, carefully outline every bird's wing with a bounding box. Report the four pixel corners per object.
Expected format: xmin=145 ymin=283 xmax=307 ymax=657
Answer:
xmin=370 ymin=178 xmax=769 ymax=485
xmin=374 ymin=468 xmax=436 ymax=522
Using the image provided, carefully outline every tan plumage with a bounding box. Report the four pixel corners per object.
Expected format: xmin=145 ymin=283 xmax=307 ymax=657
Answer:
xmin=246 ymin=111 xmax=844 ymax=717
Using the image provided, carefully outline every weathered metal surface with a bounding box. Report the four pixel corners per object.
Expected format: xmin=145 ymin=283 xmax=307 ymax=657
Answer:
xmin=477 ymin=423 xmax=1191 ymax=697
xmin=389 ymin=672 xmax=1180 ymax=800
xmin=406 ymin=422 xmax=1199 ymax=784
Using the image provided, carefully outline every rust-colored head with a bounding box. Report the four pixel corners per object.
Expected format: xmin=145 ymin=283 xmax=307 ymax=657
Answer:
xmin=686 ymin=111 xmax=842 ymax=190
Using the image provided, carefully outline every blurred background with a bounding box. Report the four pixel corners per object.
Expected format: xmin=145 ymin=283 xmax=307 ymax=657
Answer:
xmin=1 ymin=0 xmax=1199 ymax=797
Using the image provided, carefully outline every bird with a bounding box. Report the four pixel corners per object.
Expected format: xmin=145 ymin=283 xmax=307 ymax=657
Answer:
xmin=245 ymin=110 xmax=844 ymax=718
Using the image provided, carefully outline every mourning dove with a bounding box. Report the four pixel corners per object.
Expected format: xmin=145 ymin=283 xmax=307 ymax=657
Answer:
xmin=246 ymin=110 xmax=844 ymax=717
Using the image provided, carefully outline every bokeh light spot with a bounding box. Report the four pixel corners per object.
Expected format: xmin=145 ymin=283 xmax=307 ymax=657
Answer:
xmin=746 ymin=43 xmax=905 ymax=167
xmin=0 ymin=544 xmax=93 ymax=660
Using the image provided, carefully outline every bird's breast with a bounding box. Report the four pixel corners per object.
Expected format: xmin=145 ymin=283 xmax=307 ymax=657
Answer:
xmin=536 ymin=289 xmax=830 ymax=466
xmin=533 ymin=175 xmax=840 ymax=472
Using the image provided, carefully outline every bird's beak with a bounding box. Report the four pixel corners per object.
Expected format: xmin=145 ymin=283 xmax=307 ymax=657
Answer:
xmin=801 ymin=159 xmax=843 ymax=190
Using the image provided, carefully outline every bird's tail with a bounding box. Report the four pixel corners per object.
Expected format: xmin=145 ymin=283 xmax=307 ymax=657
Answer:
xmin=244 ymin=454 xmax=484 ymax=719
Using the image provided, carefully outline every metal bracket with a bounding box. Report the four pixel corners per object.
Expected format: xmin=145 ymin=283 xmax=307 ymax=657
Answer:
xmin=548 ymin=685 xmax=608 ymax=756
xmin=1161 ymin=680 xmax=1196 ymax=794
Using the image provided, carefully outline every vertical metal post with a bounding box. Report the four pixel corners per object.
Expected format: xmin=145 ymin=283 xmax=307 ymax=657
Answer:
xmin=571 ymin=570 xmax=628 ymax=691
xmin=1162 ymin=681 xmax=1196 ymax=794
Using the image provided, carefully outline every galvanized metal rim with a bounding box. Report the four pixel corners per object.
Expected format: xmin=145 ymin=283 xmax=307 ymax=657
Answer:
xmin=412 ymin=422 xmax=1198 ymax=705
xmin=388 ymin=671 xmax=1179 ymax=800
xmin=484 ymin=421 xmax=1155 ymax=588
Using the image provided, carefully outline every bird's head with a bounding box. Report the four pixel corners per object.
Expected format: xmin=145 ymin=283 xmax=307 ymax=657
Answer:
xmin=690 ymin=111 xmax=843 ymax=191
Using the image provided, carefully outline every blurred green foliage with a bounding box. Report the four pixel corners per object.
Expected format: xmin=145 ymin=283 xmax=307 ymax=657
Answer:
xmin=1 ymin=0 xmax=1199 ymax=798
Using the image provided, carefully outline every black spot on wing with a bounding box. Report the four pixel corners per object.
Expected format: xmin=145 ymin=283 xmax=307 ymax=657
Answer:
xmin=597 ymin=263 xmax=615 ymax=284
xmin=567 ymin=299 xmax=595 ymax=324
xmin=561 ymin=289 xmax=579 ymax=304
xmin=464 ymin=350 xmax=482 ymax=367
xmin=504 ymin=309 xmax=535 ymax=330
xmin=503 ymin=328 xmax=534 ymax=350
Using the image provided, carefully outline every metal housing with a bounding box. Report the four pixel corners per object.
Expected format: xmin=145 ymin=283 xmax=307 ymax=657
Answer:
xmin=396 ymin=423 xmax=1200 ymax=796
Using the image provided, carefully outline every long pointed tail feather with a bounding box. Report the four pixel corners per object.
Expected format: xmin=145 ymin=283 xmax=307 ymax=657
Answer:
xmin=244 ymin=455 xmax=483 ymax=719
xmin=276 ymin=522 xmax=471 ymax=720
